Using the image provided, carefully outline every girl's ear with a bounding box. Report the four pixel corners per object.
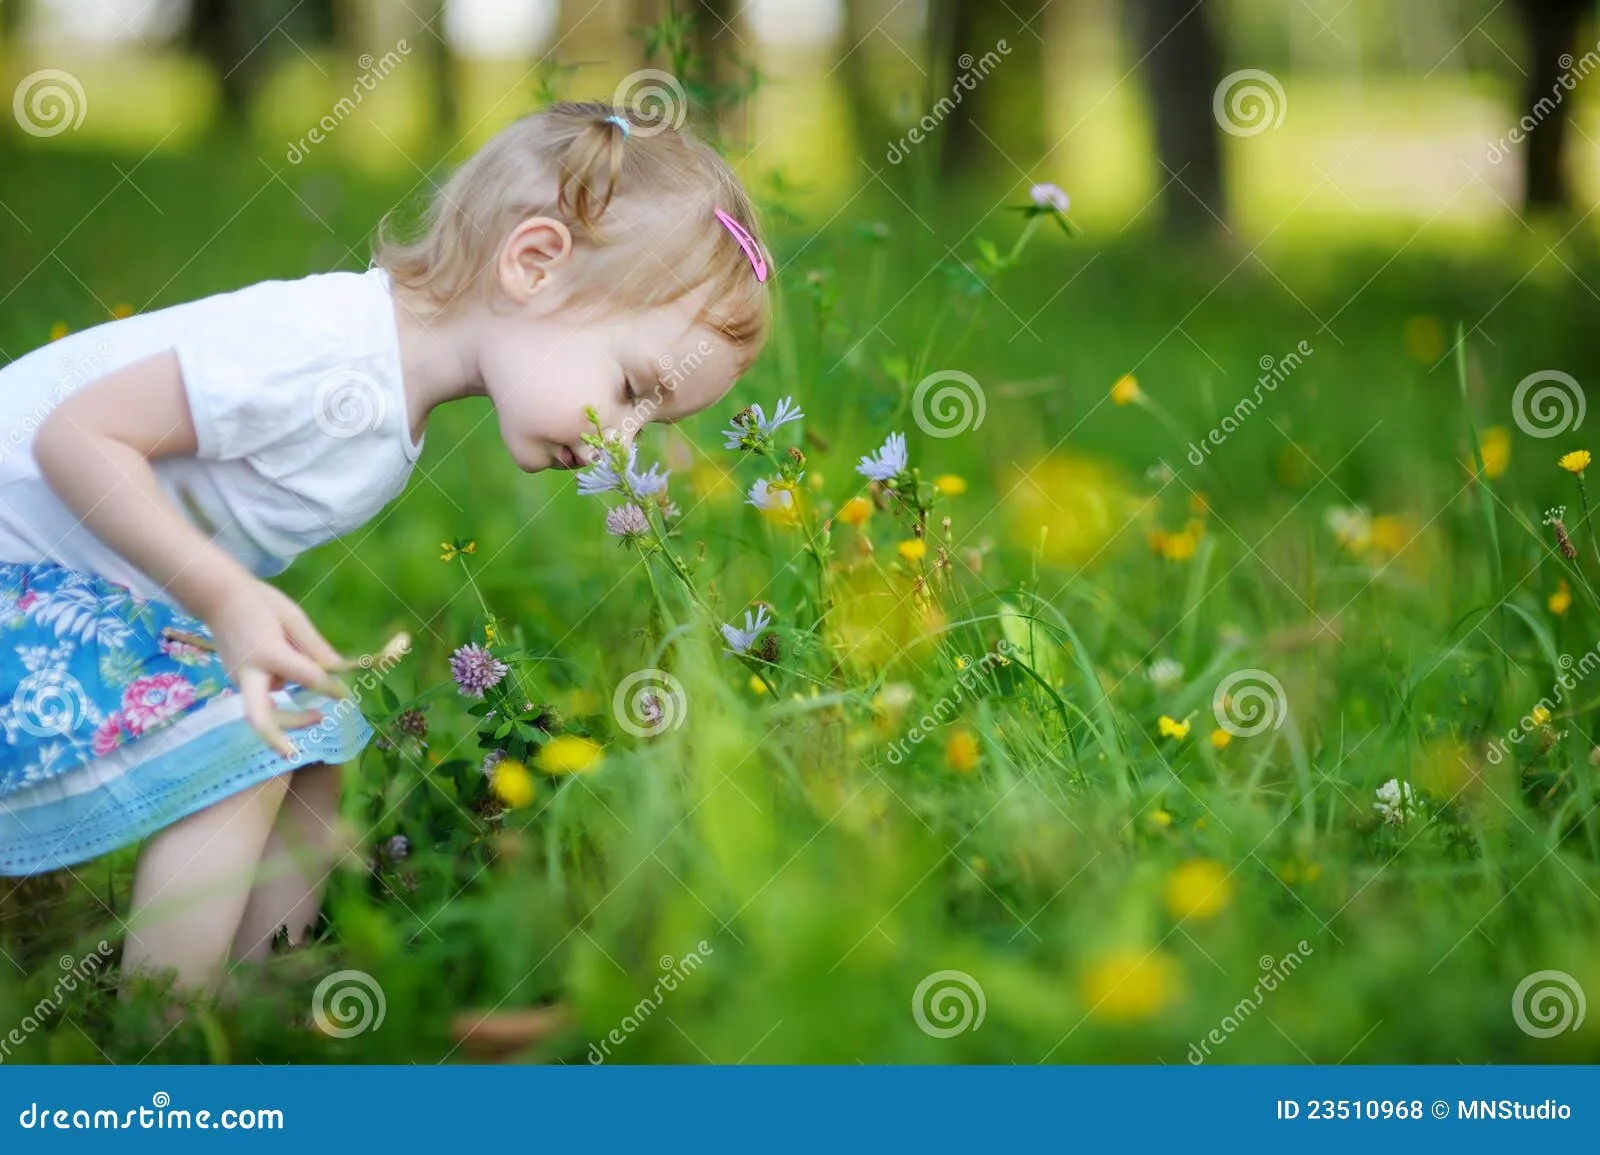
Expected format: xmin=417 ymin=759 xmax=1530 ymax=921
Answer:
xmin=498 ymin=216 xmax=573 ymax=303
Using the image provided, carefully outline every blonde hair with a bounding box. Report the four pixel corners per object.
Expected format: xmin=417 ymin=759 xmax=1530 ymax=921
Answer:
xmin=373 ymin=100 xmax=770 ymax=355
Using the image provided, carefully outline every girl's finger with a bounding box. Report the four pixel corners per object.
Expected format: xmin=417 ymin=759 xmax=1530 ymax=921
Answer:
xmin=282 ymin=607 xmax=345 ymax=668
xmin=239 ymin=667 xmax=296 ymax=759
xmin=274 ymin=707 xmax=326 ymax=732
xmin=271 ymin=646 xmax=353 ymax=700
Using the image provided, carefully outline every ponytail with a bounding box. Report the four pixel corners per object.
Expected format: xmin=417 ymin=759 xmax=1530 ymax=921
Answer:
xmin=558 ymin=113 xmax=631 ymax=231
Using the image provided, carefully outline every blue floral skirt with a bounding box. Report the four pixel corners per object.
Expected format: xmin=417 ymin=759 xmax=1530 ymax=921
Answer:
xmin=0 ymin=559 xmax=373 ymax=876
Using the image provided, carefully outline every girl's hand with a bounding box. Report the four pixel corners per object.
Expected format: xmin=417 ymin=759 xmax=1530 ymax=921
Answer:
xmin=202 ymin=578 xmax=352 ymax=758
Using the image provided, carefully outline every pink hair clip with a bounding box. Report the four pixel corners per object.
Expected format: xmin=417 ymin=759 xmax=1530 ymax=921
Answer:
xmin=714 ymin=207 xmax=768 ymax=283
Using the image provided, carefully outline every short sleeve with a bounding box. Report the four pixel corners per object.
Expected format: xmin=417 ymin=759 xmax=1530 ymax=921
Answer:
xmin=169 ymin=276 xmax=390 ymax=466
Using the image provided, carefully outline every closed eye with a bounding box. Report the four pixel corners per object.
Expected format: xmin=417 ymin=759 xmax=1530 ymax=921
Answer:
xmin=622 ymin=376 xmax=640 ymax=403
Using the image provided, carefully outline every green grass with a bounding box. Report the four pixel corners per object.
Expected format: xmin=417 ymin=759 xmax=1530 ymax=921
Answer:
xmin=3 ymin=137 xmax=1600 ymax=1064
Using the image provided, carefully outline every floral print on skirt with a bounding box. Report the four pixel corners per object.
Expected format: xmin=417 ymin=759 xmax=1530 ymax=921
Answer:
xmin=0 ymin=558 xmax=373 ymax=876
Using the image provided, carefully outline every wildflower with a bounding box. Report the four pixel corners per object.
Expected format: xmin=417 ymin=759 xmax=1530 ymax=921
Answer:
xmin=627 ymin=453 xmax=670 ymax=498
xmin=1325 ymin=506 xmax=1373 ymax=552
xmin=577 ymin=444 xmax=669 ymax=498
xmin=439 ymin=539 xmax=477 ymax=563
xmin=1545 ymin=507 xmax=1579 ymax=560
xmin=536 ymin=734 xmax=604 ymax=775
xmin=1531 ymin=705 xmax=1552 ymax=726
xmin=945 ymin=728 xmax=980 ymax=773
xmin=1080 ymin=946 xmax=1180 ymax=1021
xmin=1165 ymin=859 xmax=1232 ymax=921
xmin=605 ymin=503 xmax=652 ymax=542
xmin=721 ymin=605 xmax=773 ymax=655
xmin=748 ymin=674 xmax=768 ymax=695
xmin=383 ymin=833 xmax=410 ymax=862
xmin=722 ymin=396 xmax=804 ymax=450
xmin=396 ymin=709 xmax=428 ymax=740
xmin=1549 ymin=579 xmax=1572 ymax=616
xmin=1149 ymin=527 xmax=1198 ymax=561
xmin=934 ymin=474 xmax=967 ymax=496
xmin=1151 ymin=809 xmax=1173 ymax=827
xmin=1111 ymin=374 xmax=1141 ymax=405
xmin=1373 ymin=778 xmax=1420 ymax=825
xmin=1469 ymin=426 xmax=1510 ymax=480
xmin=1368 ymin=515 xmax=1407 ymax=557
xmin=450 ymin=642 xmax=509 ymax=699
xmin=857 ymin=432 xmax=909 ymax=482
xmin=837 ymin=495 xmax=873 ymax=528
xmin=1146 ymin=657 xmax=1184 ymax=691
xmin=479 ymin=749 xmax=507 ymax=777
xmin=491 ymin=759 xmax=536 ymax=808
xmin=1209 ymin=728 xmax=1232 ymax=750
xmin=747 ymin=476 xmax=801 ymax=522
xmin=1560 ymin=449 xmax=1591 ymax=475
xmin=897 ymin=539 xmax=927 ymax=563
xmin=1158 ymin=715 xmax=1190 ymax=741
xmin=1029 ymin=182 xmax=1070 ymax=212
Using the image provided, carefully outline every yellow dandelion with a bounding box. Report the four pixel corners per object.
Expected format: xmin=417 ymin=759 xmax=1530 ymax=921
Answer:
xmin=1158 ymin=715 xmax=1190 ymax=741
xmin=838 ymin=495 xmax=873 ymax=528
xmin=748 ymin=674 xmax=769 ymax=695
xmin=1151 ymin=809 xmax=1173 ymax=828
xmin=1560 ymin=449 xmax=1591 ymax=475
xmin=897 ymin=538 xmax=927 ymax=563
xmin=1368 ymin=515 xmax=1407 ymax=557
xmin=1209 ymin=728 xmax=1232 ymax=750
xmin=1111 ymin=374 xmax=1141 ymax=406
xmin=934 ymin=474 xmax=968 ymax=496
xmin=1081 ymin=946 xmax=1180 ymax=1021
xmin=491 ymin=759 xmax=536 ymax=808
xmin=945 ymin=728 xmax=980 ymax=773
xmin=536 ymin=734 xmax=604 ymax=776
xmin=1549 ymin=579 xmax=1572 ymax=616
xmin=1531 ymin=705 xmax=1552 ymax=726
xmin=49 ymin=321 xmax=69 ymax=342
xmin=1164 ymin=859 xmax=1233 ymax=921
xmin=1153 ymin=529 xmax=1198 ymax=561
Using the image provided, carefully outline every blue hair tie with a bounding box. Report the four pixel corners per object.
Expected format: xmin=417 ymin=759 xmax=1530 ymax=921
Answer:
xmin=605 ymin=114 xmax=631 ymax=139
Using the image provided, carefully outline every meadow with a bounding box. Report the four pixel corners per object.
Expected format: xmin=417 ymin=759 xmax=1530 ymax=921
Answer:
xmin=3 ymin=132 xmax=1600 ymax=1064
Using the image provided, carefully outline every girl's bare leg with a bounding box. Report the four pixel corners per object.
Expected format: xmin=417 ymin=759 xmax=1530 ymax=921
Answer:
xmin=121 ymin=775 xmax=291 ymax=997
xmin=229 ymin=760 xmax=352 ymax=964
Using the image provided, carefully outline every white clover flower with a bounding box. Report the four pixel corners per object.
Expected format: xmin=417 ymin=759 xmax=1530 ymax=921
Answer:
xmin=1374 ymin=778 xmax=1421 ymax=825
xmin=1146 ymin=657 xmax=1184 ymax=691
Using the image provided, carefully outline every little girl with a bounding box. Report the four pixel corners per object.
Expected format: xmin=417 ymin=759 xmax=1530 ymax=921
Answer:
xmin=0 ymin=100 xmax=771 ymax=997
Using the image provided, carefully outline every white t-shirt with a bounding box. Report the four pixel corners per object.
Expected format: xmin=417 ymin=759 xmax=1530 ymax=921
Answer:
xmin=0 ymin=267 xmax=424 ymax=606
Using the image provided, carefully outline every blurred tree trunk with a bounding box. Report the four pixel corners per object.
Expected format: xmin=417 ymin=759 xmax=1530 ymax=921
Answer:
xmin=1130 ymin=0 xmax=1226 ymax=236
xmin=188 ymin=0 xmax=260 ymax=126
xmin=934 ymin=0 xmax=1050 ymax=180
xmin=423 ymin=0 xmax=458 ymax=137
xmin=842 ymin=0 xmax=893 ymax=170
xmin=0 ymin=0 xmax=25 ymax=44
xmin=1514 ymin=0 xmax=1589 ymax=213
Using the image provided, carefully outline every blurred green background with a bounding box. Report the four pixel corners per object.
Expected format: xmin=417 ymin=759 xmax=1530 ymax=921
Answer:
xmin=3 ymin=0 xmax=1600 ymax=1066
